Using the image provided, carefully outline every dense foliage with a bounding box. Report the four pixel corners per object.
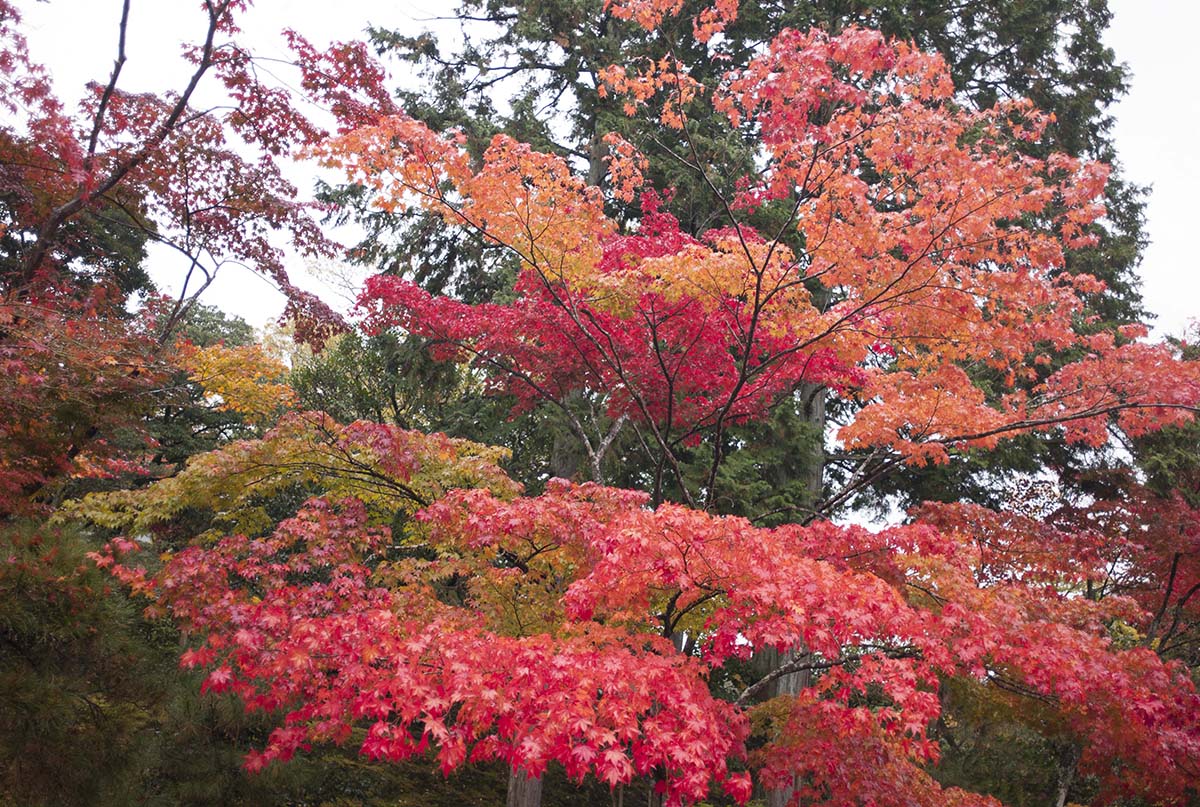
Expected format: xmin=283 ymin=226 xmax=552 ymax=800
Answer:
xmin=1 ymin=1 xmax=1197 ymax=807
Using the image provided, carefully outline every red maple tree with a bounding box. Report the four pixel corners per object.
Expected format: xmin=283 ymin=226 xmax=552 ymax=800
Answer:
xmin=0 ymin=0 xmax=402 ymax=509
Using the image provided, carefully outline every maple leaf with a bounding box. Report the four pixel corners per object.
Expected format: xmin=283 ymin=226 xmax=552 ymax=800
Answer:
xmin=201 ymin=665 xmax=234 ymax=694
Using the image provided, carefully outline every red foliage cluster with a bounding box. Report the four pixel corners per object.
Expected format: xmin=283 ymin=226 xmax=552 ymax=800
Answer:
xmin=360 ymin=195 xmax=862 ymax=436
xmin=96 ymin=476 xmax=1200 ymax=805
xmin=0 ymin=287 xmax=168 ymax=513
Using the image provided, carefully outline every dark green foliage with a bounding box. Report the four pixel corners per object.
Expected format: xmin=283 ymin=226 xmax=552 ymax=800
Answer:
xmin=291 ymin=330 xmax=463 ymax=427
xmin=931 ymin=679 xmax=1089 ymax=807
xmin=0 ymin=520 xmax=179 ymax=806
xmin=1138 ymin=421 xmax=1200 ymax=509
xmin=669 ymin=393 xmax=825 ymax=523
xmin=290 ymin=330 xmax=565 ymax=492
xmin=178 ymin=303 xmax=256 ymax=349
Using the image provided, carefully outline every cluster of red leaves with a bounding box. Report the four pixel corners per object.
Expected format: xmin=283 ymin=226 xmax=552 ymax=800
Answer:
xmin=1081 ymin=493 xmax=1200 ymax=644
xmin=0 ymin=0 xmax=408 ymax=344
xmin=923 ymin=487 xmax=1200 ymax=667
xmin=358 ymin=194 xmax=860 ymax=436
xmin=0 ymin=287 xmax=169 ymax=514
xmin=97 ymin=476 xmax=1200 ymax=805
xmin=604 ymin=0 xmax=736 ymax=44
xmin=0 ymin=1 xmax=77 ymax=210
xmin=217 ymin=29 xmax=398 ymax=155
xmin=96 ymin=495 xmax=751 ymax=806
xmin=914 ymin=497 xmax=1200 ymax=799
xmin=755 ymin=692 xmax=998 ymax=807
xmin=431 ymin=482 xmax=1200 ymax=802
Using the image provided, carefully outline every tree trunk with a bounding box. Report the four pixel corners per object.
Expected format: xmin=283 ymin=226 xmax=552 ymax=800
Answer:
xmin=551 ymin=426 xmax=583 ymax=480
xmin=799 ymin=381 xmax=827 ymax=511
xmin=507 ymin=767 xmax=543 ymax=807
xmin=1052 ymin=743 xmax=1081 ymax=807
xmin=758 ymin=645 xmax=812 ymax=807
xmin=587 ymin=126 xmax=606 ymax=188
xmin=766 ymin=779 xmax=794 ymax=807
xmin=746 ymin=382 xmax=825 ymax=807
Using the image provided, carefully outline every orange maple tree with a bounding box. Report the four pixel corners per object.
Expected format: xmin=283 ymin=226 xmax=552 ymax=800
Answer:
xmin=321 ymin=11 xmax=1200 ymax=511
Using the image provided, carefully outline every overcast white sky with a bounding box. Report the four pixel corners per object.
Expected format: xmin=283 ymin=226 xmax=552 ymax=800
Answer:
xmin=14 ymin=0 xmax=1197 ymax=338
xmin=1105 ymin=0 xmax=1198 ymax=337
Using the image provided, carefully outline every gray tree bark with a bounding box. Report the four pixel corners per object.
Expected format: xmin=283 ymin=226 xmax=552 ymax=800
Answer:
xmin=506 ymin=767 xmax=542 ymax=807
xmin=758 ymin=645 xmax=813 ymax=807
xmin=1052 ymin=743 xmax=1081 ymax=807
xmin=799 ymin=381 xmax=827 ymax=512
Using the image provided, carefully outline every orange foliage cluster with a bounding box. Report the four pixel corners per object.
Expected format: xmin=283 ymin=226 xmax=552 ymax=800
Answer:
xmin=318 ymin=21 xmax=1200 ymax=470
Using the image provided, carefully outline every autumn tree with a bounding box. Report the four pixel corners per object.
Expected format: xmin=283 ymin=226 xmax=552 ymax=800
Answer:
xmin=329 ymin=0 xmax=1147 ymax=521
xmin=328 ymin=20 xmax=1194 ymax=515
xmin=303 ymin=8 xmax=1200 ymax=801
xmin=0 ymin=0 xmax=328 ymax=511
xmin=88 ymin=452 xmax=1200 ymax=806
xmin=3 ymin=0 xmax=1191 ymax=805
